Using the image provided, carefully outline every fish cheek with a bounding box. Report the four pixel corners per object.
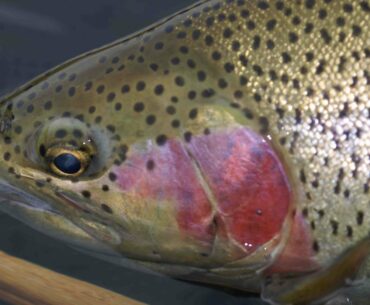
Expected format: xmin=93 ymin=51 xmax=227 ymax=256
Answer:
xmin=107 ymin=126 xmax=293 ymax=267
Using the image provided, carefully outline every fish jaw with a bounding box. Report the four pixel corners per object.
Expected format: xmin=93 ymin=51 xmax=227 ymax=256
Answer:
xmin=0 ymin=162 xmax=126 ymax=250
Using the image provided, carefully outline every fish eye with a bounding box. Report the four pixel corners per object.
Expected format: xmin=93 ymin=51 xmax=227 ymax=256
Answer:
xmin=46 ymin=147 xmax=91 ymax=177
xmin=28 ymin=118 xmax=112 ymax=179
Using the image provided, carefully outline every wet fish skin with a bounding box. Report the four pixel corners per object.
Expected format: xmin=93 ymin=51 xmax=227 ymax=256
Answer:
xmin=0 ymin=0 xmax=369 ymax=304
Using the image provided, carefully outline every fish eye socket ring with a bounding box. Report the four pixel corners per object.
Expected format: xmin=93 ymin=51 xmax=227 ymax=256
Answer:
xmin=46 ymin=147 xmax=91 ymax=177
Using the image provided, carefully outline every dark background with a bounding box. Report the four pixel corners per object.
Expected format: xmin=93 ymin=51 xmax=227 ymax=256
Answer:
xmin=0 ymin=1 xmax=267 ymax=304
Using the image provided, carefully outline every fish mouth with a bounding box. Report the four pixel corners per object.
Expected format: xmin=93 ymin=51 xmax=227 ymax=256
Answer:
xmin=0 ymin=167 xmax=92 ymax=216
xmin=0 ymin=177 xmax=58 ymax=214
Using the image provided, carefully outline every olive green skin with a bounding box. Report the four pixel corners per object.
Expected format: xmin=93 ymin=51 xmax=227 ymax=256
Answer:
xmin=0 ymin=1 xmax=369 ymax=304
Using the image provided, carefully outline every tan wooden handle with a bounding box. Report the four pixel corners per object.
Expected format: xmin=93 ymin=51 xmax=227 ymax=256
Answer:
xmin=0 ymin=251 xmax=145 ymax=305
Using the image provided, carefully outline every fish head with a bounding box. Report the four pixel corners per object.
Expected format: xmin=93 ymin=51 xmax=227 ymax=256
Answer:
xmin=0 ymin=14 xmax=313 ymax=289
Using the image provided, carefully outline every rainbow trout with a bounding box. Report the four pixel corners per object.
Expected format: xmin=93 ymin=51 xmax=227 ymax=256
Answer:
xmin=0 ymin=0 xmax=369 ymax=304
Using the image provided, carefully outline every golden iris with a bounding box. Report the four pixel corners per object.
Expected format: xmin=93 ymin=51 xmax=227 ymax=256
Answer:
xmin=46 ymin=147 xmax=91 ymax=177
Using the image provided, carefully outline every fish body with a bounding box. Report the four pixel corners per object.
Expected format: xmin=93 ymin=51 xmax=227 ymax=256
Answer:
xmin=0 ymin=0 xmax=369 ymax=304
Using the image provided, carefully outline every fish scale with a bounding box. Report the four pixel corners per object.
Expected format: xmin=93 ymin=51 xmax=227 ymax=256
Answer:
xmin=0 ymin=0 xmax=369 ymax=304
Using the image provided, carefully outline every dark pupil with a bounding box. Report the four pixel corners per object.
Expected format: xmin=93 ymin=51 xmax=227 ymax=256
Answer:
xmin=53 ymin=153 xmax=81 ymax=174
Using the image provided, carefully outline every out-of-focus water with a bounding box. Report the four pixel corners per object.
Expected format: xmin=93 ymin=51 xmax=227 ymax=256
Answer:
xmin=0 ymin=1 xmax=268 ymax=304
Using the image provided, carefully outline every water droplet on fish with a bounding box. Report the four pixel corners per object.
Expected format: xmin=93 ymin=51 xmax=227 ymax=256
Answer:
xmin=244 ymin=243 xmax=253 ymax=248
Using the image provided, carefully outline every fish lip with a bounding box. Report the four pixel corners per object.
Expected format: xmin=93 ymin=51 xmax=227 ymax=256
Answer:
xmin=0 ymin=177 xmax=59 ymax=213
xmin=0 ymin=168 xmax=89 ymax=214
xmin=0 ymin=199 xmax=61 ymax=217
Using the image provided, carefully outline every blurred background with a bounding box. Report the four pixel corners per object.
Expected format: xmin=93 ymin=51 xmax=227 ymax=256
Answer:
xmin=0 ymin=0 xmax=267 ymax=304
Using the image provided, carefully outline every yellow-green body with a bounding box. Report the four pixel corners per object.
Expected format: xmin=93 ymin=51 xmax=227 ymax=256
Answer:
xmin=0 ymin=1 xmax=369 ymax=304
